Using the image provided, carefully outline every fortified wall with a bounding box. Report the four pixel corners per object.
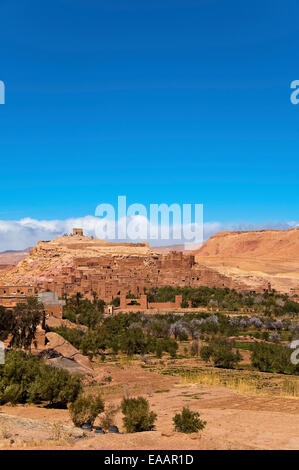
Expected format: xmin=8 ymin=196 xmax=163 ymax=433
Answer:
xmin=0 ymin=230 xmax=271 ymax=304
xmin=34 ymin=250 xmax=258 ymax=302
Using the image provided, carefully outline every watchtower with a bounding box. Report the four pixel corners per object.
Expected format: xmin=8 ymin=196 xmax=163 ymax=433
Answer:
xmin=73 ymin=228 xmax=83 ymax=236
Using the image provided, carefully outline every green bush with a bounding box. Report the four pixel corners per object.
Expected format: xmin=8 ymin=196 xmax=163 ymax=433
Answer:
xmin=199 ymin=345 xmax=212 ymax=362
xmin=0 ymin=306 xmax=14 ymax=342
xmin=63 ymin=295 xmax=105 ymax=328
xmin=155 ymin=340 xmax=164 ymax=358
xmin=0 ymin=350 xmax=82 ymax=407
xmin=251 ymin=342 xmax=298 ymax=374
xmin=28 ymin=365 xmax=82 ymax=407
xmin=1 ymin=384 xmax=23 ymax=405
xmin=69 ymin=394 xmax=105 ymax=427
xmin=163 ymin=338 xmax=179 ymax=358
xmin=53 ymin=326 xmax=84 ymax=350
xmin=121 ymin=396 xmax=157 ymax=433
xmin=173 ymin=407 xmax=206 ymax=433
xmin=111 ymin=297 xmax=120 ymax=307
xmin=200 ymin=338 xmax=241 ymax=369
xmin=8 ymin=297 xmax=44 ymax=350
xmin=119 ymin=328 xmax=148 ymax=356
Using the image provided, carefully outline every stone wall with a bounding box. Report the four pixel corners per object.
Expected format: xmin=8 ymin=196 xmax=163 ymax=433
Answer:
xmin=32 ymin=250 xmax=255 ymax=304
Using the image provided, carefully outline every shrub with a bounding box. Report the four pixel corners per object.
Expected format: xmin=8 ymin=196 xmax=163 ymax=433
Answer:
xmin=173 ymin=407 xmax=206 ymax=433
xmin=211 ymin=343 xmax=241 ymax=368
xmin=121 ymin=396 xmax=157 ymax=432
xmin=9 ymin=297 xmax=44 ymax=350
xmin=63 ymin=295 xmax=104 ymax=328
xmin=111 ymin=297 xmax=120 ymax=307
xmin=200 ymin=338 xmax=241 ymax=369
xmin=0 ymin=350 xmax=82 ymax=407
xmin=1 ymin=384 xmax=22 ymax=405
xmin=262 ymin=331 xmax=269 ymax=341
xmin=199 ymin=345 xmax=212 ymax=362
xmin=164 ymin=338 xmax=179 ymax=358
xmin=119 ymin=328 xmax=148 ymax=356
xmin=190 ymin=340 xmax=199 ymax=357
xmin=28 ymin=365 xmax=82 ymax=407
xmin=99 ymin=403 xmax=119 ymax=430
xmin=155 ymin=340 xmax=164 ymax=358
xmin=69 ymin=394 xmax=104 ymax=427
xmin=0 ymin=306 xmax=14 ymax=342
xmin=269 ymin=332 xmax=280 ymax=343
xmin=251 ymin=342 xmax=298 ymax=374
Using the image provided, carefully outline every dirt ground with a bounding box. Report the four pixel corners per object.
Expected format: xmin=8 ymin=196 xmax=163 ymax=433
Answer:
xmin=1 ymin=360 xmax=299 ymax=450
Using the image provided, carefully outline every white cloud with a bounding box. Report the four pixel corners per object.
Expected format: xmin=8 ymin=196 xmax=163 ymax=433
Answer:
xmin=0 ymin=216 xmax=298 ymax=252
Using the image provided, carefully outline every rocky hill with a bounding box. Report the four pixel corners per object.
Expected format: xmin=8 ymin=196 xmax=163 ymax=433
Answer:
xmin=0 ymin=248 xmax=30 ymax=268
xmin=193 ymin=229 xmax=299 ymax=293
xmin=0 ymin=232 xmax=263 ymax=299
xmin=0 ymin=234 xmax=152 ymax=285
xmin=1 ymin=230 xmax=298 ymax=295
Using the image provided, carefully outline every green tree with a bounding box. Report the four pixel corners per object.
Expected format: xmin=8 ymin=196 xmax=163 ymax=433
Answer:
xmin=28 ymin=365 xmax=82 ymax=407
xmin=10 ymin=297 xmax=44 ymax=350
xmin=200 ymin=338 xmax=241 ymax=369
xmin=63 ymin=295 xmax=105 ymax=328
xmin=0 ymin=306 xmax=14 ymax=342
xmin=0 ymin=350 xmax=82 ymax=407
xmin=251 ymin=342 xmax=298 ymax=374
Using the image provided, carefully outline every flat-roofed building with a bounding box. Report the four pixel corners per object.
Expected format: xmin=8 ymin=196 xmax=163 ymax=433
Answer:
xmin=0 ymin=285 xmax=36 ymax=308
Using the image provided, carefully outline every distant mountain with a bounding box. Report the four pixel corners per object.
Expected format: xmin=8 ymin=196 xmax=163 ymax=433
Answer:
xmin=0 ymin=248 xmax=30 ymax=266
xmin=192 ymin=228 xmax=299 ymax=293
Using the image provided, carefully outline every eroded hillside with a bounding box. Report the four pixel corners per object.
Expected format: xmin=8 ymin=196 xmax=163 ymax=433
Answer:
xmin=194 ymin=229 xmax=299 ymax=293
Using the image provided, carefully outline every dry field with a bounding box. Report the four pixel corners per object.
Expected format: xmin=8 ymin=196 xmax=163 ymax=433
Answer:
xmin=0 ymin=355 xmax=299 ymax=451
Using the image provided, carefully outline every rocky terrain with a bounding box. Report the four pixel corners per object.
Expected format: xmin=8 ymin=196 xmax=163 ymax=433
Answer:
xmin=0 ymin=235 xmax=152 ymax=285
xmin=193 ymin=229 xmax=299 ymax=293
xmin=0 ymin=249 xmax=30 ymax=268
xmin=41 ymin=331 xmax=94 ymax=375
xmin=0 ymin=233 xmax=253 ymax=297
xmin=0 ymin=229 xmax=298 ymax=294
xmin=1 ymin=362 xmax=299 ymax=450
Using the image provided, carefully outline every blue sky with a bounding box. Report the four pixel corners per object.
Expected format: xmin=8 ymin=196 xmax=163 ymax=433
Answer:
xmin=0 ymin=0 xmax=299 ymax=249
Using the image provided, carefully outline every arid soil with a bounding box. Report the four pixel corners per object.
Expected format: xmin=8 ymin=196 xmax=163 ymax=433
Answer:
xmin=193 ymin=229 xmax=299 ymax=293
xmin=1 ymin=361 xmax=298 ymax=450
xmin=0 ymin=249 xmax=30 ymax=267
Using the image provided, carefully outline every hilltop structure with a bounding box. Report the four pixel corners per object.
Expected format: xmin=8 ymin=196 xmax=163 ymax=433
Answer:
xmin=0 ymin=229 xmax=271 ymax=303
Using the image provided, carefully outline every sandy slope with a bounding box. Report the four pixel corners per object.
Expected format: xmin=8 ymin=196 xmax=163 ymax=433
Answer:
xmin=193 ymin=229 xmax=299 ymax=293
xmin=0 ymin=249 xmax=30 ymax=266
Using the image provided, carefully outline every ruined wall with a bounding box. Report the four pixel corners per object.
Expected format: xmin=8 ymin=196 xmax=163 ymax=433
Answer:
xmin=148 ymin=295 xmax=183 ymax=310
xmin=120 ymin=294 xmax=148 ymax=310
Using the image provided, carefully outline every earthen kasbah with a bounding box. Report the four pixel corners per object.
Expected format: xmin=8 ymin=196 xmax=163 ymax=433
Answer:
xmin=0 ymin=229 xmax=271 ymax=302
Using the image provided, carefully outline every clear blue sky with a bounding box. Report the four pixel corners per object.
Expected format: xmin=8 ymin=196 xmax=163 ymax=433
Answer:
xmin=0 ymin=0 xmax=299 ymax=225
